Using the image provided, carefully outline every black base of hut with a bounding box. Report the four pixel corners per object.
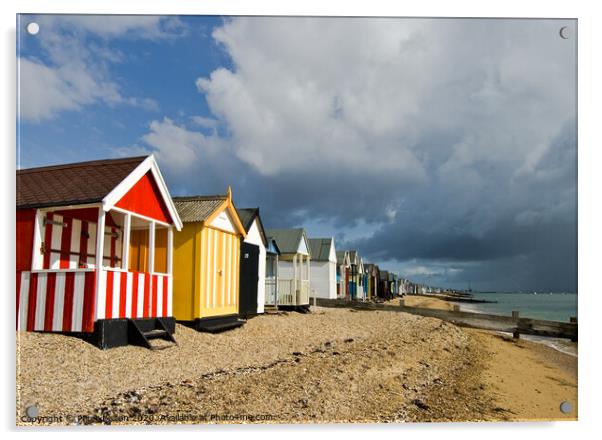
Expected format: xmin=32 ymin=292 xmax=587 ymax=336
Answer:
xmin=181 ymin=315 xmax=245 ymax=333
xmin=276 ymin=304 xmax=311 ymax=313
xmin=81 ymin=317 xmax=177 ymax=349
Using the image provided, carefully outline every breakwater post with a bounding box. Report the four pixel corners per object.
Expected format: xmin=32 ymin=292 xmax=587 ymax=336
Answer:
xmin=314 ymin=298 xmax=577 ymax=341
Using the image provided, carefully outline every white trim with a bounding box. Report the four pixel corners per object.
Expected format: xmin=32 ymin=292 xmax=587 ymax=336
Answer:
xmin=34 ymin=203 xmax=102 ymax=213
xmin=101 ymin=155 xmax=183 ymax=231
xmin=94 ymin=210 xmax=106 ymax=320
xmin=31 ymin=268 xmax=95 ymax=273
xmin=110 ymin=206 xmax=170 ymax=227
xmin=167 ymin=227 xmax=173 ymax=276
xmin=31 ymin=209 xmax=44 ymax=270
xmin=149 ymin=221 xmax=156 ymax=277
xmin=122 ymin=213 xmax=131 ymax=271
xmin=102 ymin=267 xmax=128 ymax=273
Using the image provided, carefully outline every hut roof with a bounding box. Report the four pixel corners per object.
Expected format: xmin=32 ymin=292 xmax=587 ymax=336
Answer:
xmin=336 ymin=250 xmax=348 ymax=265
xmin=308 ymin=238 xmax=334 ymax=261
xmin=266 ymin=228 xmax=309 ymax=255
xmin=266 ymin=237 xmax=281 ymax=255
xmin=237 ymin=207 xmax=268 ymax=247
xmin=237 ymin=208 xmax=258 ymax=231
xmin=16 ymin=156 xmax=147 ymax=209
xmin=173 ymin=195 xmax=227 ymax=223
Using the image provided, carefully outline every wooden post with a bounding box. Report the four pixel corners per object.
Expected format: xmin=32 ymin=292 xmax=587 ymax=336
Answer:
xmin=453 ymin=305 xmax=460 ymax=312
xmin=570 ymin=316 xmax=577 ymax=323
xmin=122 ymin=213 xmax=131 ymax=271
xmin=95 ymin=210 xmax=106 ymax=317
xmin=513 ymin=330 xmax=520 ymax=339
xmin=399 ymin=298 xmax=405 ymax=307
xmin=512 ymin=310 xmax=520 ymax=319
xmin=149 ymin=221 xmax=155 ymax=274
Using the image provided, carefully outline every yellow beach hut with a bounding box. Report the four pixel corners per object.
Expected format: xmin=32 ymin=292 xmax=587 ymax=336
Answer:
xmin=172 ymin=187 xmax=247 ymax=332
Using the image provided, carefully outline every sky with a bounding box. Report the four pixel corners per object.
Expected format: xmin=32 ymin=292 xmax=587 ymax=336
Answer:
xmin=16 ymin=15 xmax=577 ymax=292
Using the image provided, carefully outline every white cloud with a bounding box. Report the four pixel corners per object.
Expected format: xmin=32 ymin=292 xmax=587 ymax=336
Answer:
xmin=190 ymin=115 xmax=219 ymax=129
xmin=126 ymin=117 xmax=224 ymax=172
xmin=197 ymin=17 xmax=574 ymax=185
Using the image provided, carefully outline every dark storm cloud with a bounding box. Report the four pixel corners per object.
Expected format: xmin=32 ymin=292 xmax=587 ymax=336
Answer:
xmin=136 ymin=17 xmax=576 ymax=291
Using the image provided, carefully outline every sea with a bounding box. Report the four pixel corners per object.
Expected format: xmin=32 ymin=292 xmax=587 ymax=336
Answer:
xmin=462 ymin=292 xmax=578 ymax=323
xmin=460 ymin=292 xmax=578 ymax=356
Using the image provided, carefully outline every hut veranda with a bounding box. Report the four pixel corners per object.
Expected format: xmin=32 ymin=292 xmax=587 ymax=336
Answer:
xmin=16 ymin=155 xmax=183 ymax=349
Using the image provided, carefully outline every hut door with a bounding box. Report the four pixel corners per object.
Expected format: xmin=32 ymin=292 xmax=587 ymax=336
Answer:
xmin=239 ymin=242 xmax=259 ymax=317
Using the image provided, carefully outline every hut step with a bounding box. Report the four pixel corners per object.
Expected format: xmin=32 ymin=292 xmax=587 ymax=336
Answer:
xmin=143 ymin=329 xmax=168 ymax=339
xmin=127 ymin=318 xmax=178 ymax=350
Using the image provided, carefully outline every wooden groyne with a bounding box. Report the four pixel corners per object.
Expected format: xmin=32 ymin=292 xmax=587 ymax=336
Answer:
xmin=313 ymin=298 xmax=577 ymax=342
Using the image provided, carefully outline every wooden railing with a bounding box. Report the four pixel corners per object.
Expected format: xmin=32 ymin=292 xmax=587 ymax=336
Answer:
xmin=265 ymin=277 xmax=277 ymax=305
xmin=277 ymin=278 xmax=310 ymax=306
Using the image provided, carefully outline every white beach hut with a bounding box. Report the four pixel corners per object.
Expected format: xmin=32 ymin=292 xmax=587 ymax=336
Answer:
xmin=308 ymin=238 xmax=337 ymax=299
xmin=266 ymin=228 xmax=311 ymax=311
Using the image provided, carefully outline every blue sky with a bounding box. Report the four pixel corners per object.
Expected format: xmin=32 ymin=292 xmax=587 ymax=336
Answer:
xmin=17 ymin=15 xmax=577 ymax=292
xmin=18 ymin=16 xmax=226 ymax=166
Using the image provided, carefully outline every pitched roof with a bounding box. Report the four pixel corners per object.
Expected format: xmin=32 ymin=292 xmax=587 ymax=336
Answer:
xmin=308 ymin=238 xmax=334 ymax=261
xmin=266 ymin=228 xmax=308 ymax=255
xmin=266 ymin=238 xmax=281 ymax=255
xmin=336 ymin=250 xmax=348 ymax=265
xmin=237 ymin=208 xmax=258 ymax=231
xmin=16 ymin=156 xmax=147 ymax=209
xmin=173 ymin=195 xmax=227 ymax=223
xmin=348 ymin=250 xmax=358 ymax=264
xmin=237 ymin=207 xmax=268 ymax=246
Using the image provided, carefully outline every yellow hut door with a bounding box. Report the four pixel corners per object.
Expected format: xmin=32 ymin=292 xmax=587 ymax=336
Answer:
xmin=200 ymin=227 xmax=239 ymax=318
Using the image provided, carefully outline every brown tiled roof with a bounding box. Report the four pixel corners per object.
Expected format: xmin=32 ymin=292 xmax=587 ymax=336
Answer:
xmin=16 ymin=156 xmax=147 ymax=209
xmin=173 ymin=195 xmax=227 ymax=223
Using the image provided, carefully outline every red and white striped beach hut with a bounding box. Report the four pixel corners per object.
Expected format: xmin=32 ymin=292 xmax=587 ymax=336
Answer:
xmin=16 ymin=155 xmax=182 ymax=349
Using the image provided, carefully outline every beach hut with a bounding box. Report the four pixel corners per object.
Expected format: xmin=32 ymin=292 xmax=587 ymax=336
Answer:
xmin=264 ymin=237 xmax=281 ymax=309
xmin=308 ymin=238 xmax=337 ymax=299
xmin=16 ymin=155 xmax=183 ymax=349
xmin=364 ymin=263 xmax=379 ymax=300
xmin=347 ymin=251 xmax=361 ymax=300
xmin=389 ymin=272 xmax=397 ymax=296
xmin=336 ymin=250 xmax=350 ymax=299
xmin=172 ymin=189 xmax=247 ymax=332
xmin=378 ymin=270 xmax=390 ymax=299
xmin=360 ymin=258 xmax=369 ymax=300
xmin=358 ymin=256 xmax=366 ymax=301
xmin=236 ymin=208 xmax=269 ymax=317
xmin=265 ymin=228 xmax=311 ymax=311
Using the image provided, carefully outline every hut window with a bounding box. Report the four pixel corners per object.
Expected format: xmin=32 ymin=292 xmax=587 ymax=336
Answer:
xmin=34 ymin=208 xmax=101 ymax=270
xmin=154 ymin=226 xmax=168 ymax=274
xmin=102 ymin=211 xmax=125 ymax=269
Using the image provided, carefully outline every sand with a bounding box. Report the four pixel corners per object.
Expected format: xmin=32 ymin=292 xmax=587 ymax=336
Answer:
xmin=469 ymin=329 xmax=577 ymax=421
xmin=390 ymin=295 xmax=455 ymax=311
xmin=16 ymin=305 xmax=577 ymax=425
